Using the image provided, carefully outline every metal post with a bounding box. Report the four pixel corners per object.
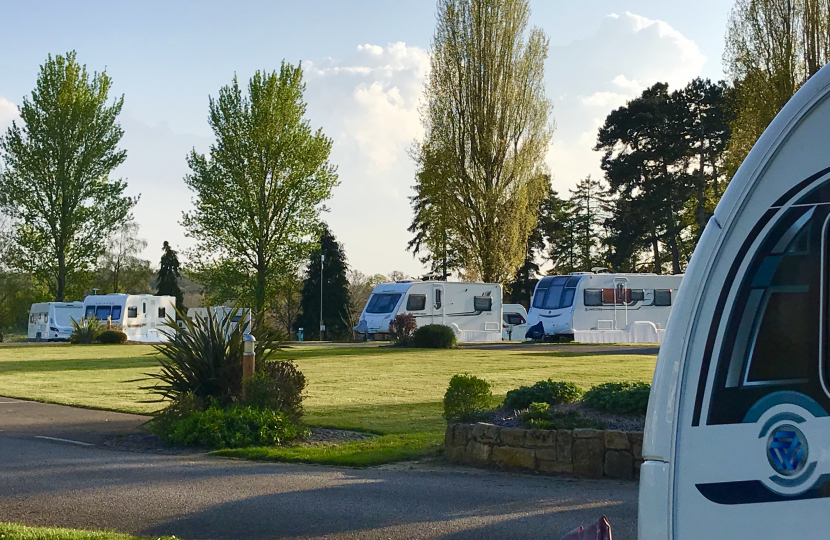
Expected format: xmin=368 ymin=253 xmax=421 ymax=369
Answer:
xmin=319 ymin=253 xmax=325 ymax=341
xmin=242 ymin=333 xmax=256 ymax=398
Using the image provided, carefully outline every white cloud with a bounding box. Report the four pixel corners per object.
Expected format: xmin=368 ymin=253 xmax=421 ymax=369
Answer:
xmin=0 ymin=97 xmax=20 ymax=132
xmin=546 ymin=11 xmax=707 ymax=194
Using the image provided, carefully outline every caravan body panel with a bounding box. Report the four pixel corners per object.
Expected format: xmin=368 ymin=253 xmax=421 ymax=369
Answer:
xmin=639 ymin=62 xmax=830 ymax=538
xmin=525 ymin=273 xmax=682 ymax=343
xmin=186 ymin=306 xmax=252 ymax=335
xmin=27 ymin=302 xmax=84 ymax=341
xmin=355 ymin=282 xmax=503 ymax=342
xmin=83 ymin=294 xmax=175 ymax=343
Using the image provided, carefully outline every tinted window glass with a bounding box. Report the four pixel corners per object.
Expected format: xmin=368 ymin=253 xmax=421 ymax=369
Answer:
xmin=654 ymin=290 xmax=672 ymax=306
xmin=406 ymin=294 xmax=426 ymax=311
xmin=584 ymin=289 xmax=602 ymax=306
xmin=435 ymin=289 xmax=442 ymax=309
xmin=630 ymin=289 xmax=645 ymax=302
xmin=366 ymin=293 xmax=402 ymax=314
xmin=111 ymin=306 xmax=122 ymax=320
xmin=541 ymin=277 xmax=568 ymax=309
xmin=128 ymin=306 xmax=138 ymax=318
xmin=745 ymin=291 xmax=811 ymax=383
xmin=504 ymin=313 xmax=525 ymax=325
xmin=474 ymin=296 xmax=492 ymax=311
xmin=158 ymin=307 xmax=166 ymax=319
xmin=85 ymin=306 xmax=96 ymax=319
xmin=95 ymin=306 xmax=111 ymax=319
xmin=532 ymin=289 xmax=547 ymax=309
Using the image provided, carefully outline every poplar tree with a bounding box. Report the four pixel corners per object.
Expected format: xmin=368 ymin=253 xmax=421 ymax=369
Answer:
xmin=0 ymin=52 xmax=135 ymax=301
xmin=156 ymin=241 xmax=184 ymax=311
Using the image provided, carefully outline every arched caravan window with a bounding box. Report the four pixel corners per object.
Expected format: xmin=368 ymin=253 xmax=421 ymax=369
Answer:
xmin=706 ymin=180 xmax=830 ymax=425
xmin=531 ymin=276 xmax=580 ymax=310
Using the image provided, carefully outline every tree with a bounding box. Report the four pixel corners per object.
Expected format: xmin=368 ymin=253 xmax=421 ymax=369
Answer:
xmin=183 ymin=63 xmax=338 ymax=317
xmin=297 ymin=228 xmax=351 ymax=341
xmin=346 ymin=270 xmax=387 ymax=329
xmin=411 ymin=0 xmax=553 ymax=284
xmin=0 ymin=52 xmax=136 ymax=301
xmin=724 ymin=0 xmax=830 ymax=176
xmin=272 ymin=272 xmax=304 ymax=337
xmin=95 ymin=221 xmax=153 ymax=294
xmin=568 ymin=176 xmax=609 ymax=272
xmin=156 ymin=241 xmax=184 ymax=312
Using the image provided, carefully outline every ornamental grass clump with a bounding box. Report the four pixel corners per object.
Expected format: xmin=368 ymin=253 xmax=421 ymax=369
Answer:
xmin=69 ymin=317 xmax=103 ymax=344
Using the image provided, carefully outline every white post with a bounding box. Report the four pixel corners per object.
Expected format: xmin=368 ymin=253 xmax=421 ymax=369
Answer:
xmin=242 ymin=333 xmax=256 ymax=398
xmin=319 ymin=253 xmax=325 ymax=341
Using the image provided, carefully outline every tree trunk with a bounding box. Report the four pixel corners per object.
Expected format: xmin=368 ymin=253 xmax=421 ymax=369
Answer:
xmin=56 ymin=246 xmax=66 ymax=302
xmin=697 ymin=149 xmax=707 ymax=234
xmin=650 ymin=220 xmax=661 ymax=275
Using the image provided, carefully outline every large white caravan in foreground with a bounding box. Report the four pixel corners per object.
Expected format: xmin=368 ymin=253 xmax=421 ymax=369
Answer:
xmin=27 ymin=302 xmax=84 ymax=341
xmin=83 ymin=294 xmax=175 ymax=343
xmin=638 ymin=58 xmax=830 ymax=539
xmin=524 ymin=273 xmax=682 ymax=343
xmin=353 ymin=281 xmax=502 ymax=342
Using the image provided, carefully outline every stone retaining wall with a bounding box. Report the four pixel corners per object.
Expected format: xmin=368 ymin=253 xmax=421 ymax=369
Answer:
xmin=444 ymin=422 xmax=643 ymax=479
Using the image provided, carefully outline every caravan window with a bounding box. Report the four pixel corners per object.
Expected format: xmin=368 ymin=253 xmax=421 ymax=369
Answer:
xmin=474 ymin=296 xmax=492 ymax=311
xmin=532 ymin=288 xmax=547 ymax=308
xmin=537 ymin=277 xmax=578 ymax=310
xmin=584 ymin=289 xmax=602 ymax=306
xmin=127 ymin=306 xmax=138 ymax=318
xmin=653 ymin=289 xmax=672 ymax=306
xmin=158 ymin=307 xmax=166 ymax=319
xmin=630 ymin=289 xmax=645 ymax=302
xmin=111 ymin=306 xmax=122 ymax=320
xmin=85 ymin=306 xmax=96 ymax=319
xmin=366 ymin=293 xmax=402 ymax=314
xmin=95 ymin=306 xmax=111 ymax=320
xmin=434 ymin=289 xmax=442 ymax=309
xmin=406 ymin=294 xmax=426 ymax=311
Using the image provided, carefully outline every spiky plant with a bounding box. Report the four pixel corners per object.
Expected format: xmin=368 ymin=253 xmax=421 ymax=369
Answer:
xmin=69 ymin=317 xmax=103 ymax=344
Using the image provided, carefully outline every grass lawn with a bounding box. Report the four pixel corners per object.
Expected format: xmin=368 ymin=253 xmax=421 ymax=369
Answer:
xmin=0 ymin=522 xmax=176 ymax=540
xmin=0 ymin=342 xmax=657 ymax=465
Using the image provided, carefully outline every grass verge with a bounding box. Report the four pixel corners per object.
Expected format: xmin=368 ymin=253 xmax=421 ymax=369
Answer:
xmin=0 ymin=522 xmax=175 ymax=540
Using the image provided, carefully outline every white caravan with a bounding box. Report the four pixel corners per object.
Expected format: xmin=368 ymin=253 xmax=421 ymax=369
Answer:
xmin=186 ymin=306 xmax=252 ymax=335
xmin=27 ymin=302 xmax=84 ymax=341
xmin=82 ymin=294 xmax=176 ymax=343
xmin=524 ymin=273 xmax=682 ymax=343
xmin=502 ymin=304 xmax=528 ymax=341
xmin=638 ymin=63 xmax=830 ymax=539
xmin=353 ymin=281 xmax=502 ymax=342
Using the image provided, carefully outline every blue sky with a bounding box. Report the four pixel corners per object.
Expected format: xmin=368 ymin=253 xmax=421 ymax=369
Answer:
xmin=0 ymin=0 xmax=733 ymax=277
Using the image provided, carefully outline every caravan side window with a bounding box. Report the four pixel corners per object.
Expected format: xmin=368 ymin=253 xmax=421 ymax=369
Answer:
xmin=584 ymin=289 xmax=602 ymax=306
xmin=158 ymin=307 xmax=166 ymax=319
xmin=653 ymin=290 xmax=672 ymax=306
xmin=127 ymin=306 xmax=138 ymax=318
xmin=434 ymin=289 xmax=442 ymax=309
xmin=95 ymin=305 xmax=111 ymax=320
xmin=85 ymin=306 xmax=96 ymax=319
xmin=111 ymin=306 xmax=122 ymax=320
xmin=406 ymin=294 xmax=426 ymax=311
xmin=474 ymin=296 xmax=492 ymax=311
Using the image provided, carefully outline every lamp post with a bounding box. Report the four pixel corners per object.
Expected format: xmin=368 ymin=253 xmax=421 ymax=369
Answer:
xmin=242 ymin=333 xmax=256 ymax=398
xmin=319 ymin=253 xmax=325 ymax=341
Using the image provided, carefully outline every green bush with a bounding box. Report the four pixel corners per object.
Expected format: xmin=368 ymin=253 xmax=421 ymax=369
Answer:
xmin=154 ymin=402 xmax=302 ymax=449
xmin=413 ymin=324 xmax=456 ymax=349
xmin=443 ymin=374 xmax=492 ymax=421
xmin=388 ymin=313 xmax=417 ymax=346
xmin=69 ymin=317 xmax=103 ymax=344
xmin=98 ymin=330 xmax=128 ymax=344
xmin=503 ymin=380 xmax=583 ymax=410
xmin=243 ymin=360 xmax=307 ymax=423
xmin=520 ymin=402 xmax=605 ymax=430
xmin=584 ymin=382 xmax=651 ymax=415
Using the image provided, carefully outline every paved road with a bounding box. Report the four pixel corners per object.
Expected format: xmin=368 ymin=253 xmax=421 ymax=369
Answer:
xmin=0 ymin=399 xmax=639 ymax=539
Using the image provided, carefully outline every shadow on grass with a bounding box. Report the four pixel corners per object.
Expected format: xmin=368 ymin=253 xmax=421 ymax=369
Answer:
xmin=0 ymin=357 xmax=159 ymax=374
xmin=270 ymin=345 xmax=418 ymax=360
xmin=515 ymin=350 xmax=658 ymax=359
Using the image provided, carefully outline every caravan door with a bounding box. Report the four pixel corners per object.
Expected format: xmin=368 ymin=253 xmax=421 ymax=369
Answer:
xmin=432 ymin=284 xmax=445 ymax=326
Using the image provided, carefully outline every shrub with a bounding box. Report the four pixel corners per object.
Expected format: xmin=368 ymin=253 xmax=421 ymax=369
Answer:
xmin=443 ymin=374 xmax=492 ymax=421
xmin=154 ymin=402 xmax=302 ymax=449
xmin=520 ymin=402 xmax=605 ymax=430
xmin=98 ymin=330 xmax=128 ymax=344
xmin=503 ymin=380 xmax=583 ymax=410
xmin=69 ymin=317 xmax=103 ymax=344
xmin=144 ymin=306 xmax=285 ymax=407
xmin=584 ymin=382 xmax=651 ymax=415
xmin=413 ymin=324 xmax=456 ymax=349
xmin=388 ymin=313 xmax=417 ymax=346
xmin=243 ymin=360 xmax=307 ymax=423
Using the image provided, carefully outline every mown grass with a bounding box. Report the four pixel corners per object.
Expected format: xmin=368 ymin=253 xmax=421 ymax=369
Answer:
xmin=0 ymin=522 xmax=176 ymax=540
xmin=0 ymin=343 xmax=657 ymax=465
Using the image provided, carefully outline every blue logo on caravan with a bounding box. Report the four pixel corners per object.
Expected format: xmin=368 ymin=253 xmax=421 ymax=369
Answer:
xmin=767 ymin=425 xmax=808 ymax=476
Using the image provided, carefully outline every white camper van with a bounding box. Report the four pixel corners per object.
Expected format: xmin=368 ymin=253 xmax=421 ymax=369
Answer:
xmin=524 ymin=273 xmax=682 ymax=343
xmin=186 ymin=306 xmax=252 ymax=335
xmin=638 ymin=63 xmax=830 ymax=539
xmin=353 ymin=281 xmax=502 ymax=342
xmin=27 ymin=302 xmax=84 ymax=341
xmin=82 ymin=294 xmax=176 ymax=343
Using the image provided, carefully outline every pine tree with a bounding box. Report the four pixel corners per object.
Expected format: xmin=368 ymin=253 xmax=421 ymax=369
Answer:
xmin=156 ymin=241 xmax=184 ymax=312
xmin=297 ymin=228 xmax=351 ymax=341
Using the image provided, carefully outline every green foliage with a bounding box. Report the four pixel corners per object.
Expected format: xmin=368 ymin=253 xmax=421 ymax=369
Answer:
xmin=183 ymin=62 xmax=338 ymax=315
xmin=69 ymin=317 xmax=103 ymax=344
xmin=388 ymin=313 xmax=417 ymax=346
xmin=0 ymin=51 xmax=135 ymax=301
xmin=413 ymin=324 xmax=456 ymax=349
xmin=443 ymin=373 xmax=492 ymax=421
xmin=144 ymin=306 xmax=283 ymax=406
xmin=242 ymin=360 xmax=306 ymax=423
xmin=154 ymin=402 xmax=302 ymax=449
xmin=297 ymin=227 xmax=352 ymax=340
xmin=503 ymin=379 xmax=583 ymax=410
xmin=521 ymin=402 xmax=605 ymax=430
xmin=156 ymin=241 xmax=184 ymax=311
xmin=97 ymin=330 xmax=127 ymax=344
xmin=584 ymin=381 xmax=651 ymax=416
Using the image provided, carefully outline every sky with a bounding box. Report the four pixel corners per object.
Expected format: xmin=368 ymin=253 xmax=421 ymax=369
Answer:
xmin=0 ymin=0 xmax=733 ymax=278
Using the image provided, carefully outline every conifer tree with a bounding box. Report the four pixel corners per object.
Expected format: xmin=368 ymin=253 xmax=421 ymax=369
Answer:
xmin=156 ymin=241 xmax=184 ymax=312
xmin=297 ymin=228 xmax=351 ymax=341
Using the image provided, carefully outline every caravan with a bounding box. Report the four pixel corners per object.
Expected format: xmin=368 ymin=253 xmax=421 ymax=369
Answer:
xmin=27 ymin=302 xmax=84 ymax=341
xmin=186 ymin=306 xmax=252 ymax=335
xmin=639 ymin=60 xmax=830 ymax=538
xmin=82 ymin=294 xmax=176 ymax=343
xmin=353 ymin=281 xmax=502 ymax=342
xmin=524 ymin=273 xmax=682 ymax=343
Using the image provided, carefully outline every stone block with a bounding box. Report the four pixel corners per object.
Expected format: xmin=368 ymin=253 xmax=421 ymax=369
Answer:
xmin=573 ymin=438 xmax=605 ymax=479
xmin=604 ymin=450 xmax=634 ymax=479
xmin=573 ymin=428 xmax=603 ymax=439
xmin=557 ymin=430 xmax=573 ymax=462
xmin=535 ymin=448 xmax=558 ymax=461
xmin=444 ymin=444 xmax=466 ymax=463
xmin=631 ymin=440 xmax=643 ymax=461
xmin=538 ymin=460 xmax=574 ymax=474
xmin=471 ymin=423 xmax=500 ymax=444
xmin=445 ymin=424 xmax=455 ymax=447
xmin=453 ymin=424 xmax=470 ymax=446
xmin=526 ymin=429 xmax=556 ymax=448
xmin=492 ymin=446 xmax=536 ymax=470
xmin=466 ymin=440 xmax=492 ymax=465
xmin=604 ymin=430 xmax=630 ymax=450
xmin=500 ymin=428 xmax=527 ymax=447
